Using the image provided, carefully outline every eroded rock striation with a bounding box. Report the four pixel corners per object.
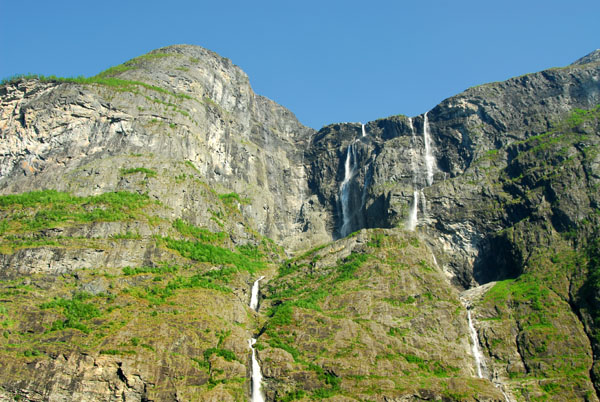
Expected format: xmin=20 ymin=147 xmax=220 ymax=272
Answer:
xmin=0 ymin=45 xmax=599 ymax=401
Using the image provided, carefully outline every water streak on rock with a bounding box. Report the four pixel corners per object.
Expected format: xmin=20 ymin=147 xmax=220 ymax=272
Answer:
xmin=406 ymin=190 xmax=419 ymax=231
xmin=339 ymin=142 xmax=357 ymax=237
xmin=423 ymin=112 xmax=436 ymax=186
xmin=249 ymin=277 xmax=266 ymax=401
xmin=248 ymin=338 xmax=265 ymax=402
xmin=466 ymin=307 xmax=486 ymax=378
xmin=250 ymin=276 xmax=265 ymax=312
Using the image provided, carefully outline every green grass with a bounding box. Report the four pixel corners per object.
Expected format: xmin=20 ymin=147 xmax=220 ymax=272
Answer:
xmin=172 ymin=218 xmax=228 ymax=244
xmin=40 ymin=292 xmax=101 ymax=334
xmin=120 ymin=167 xmax=157 ymax=177
xmin=203 ymin=347 xmax=239 ymax=362
xmin=218 ymin=192 xmax=250 ymax=207
xmin=161 ymin=237 xmax=265 ymax=273
xmin=484 ymin=276 xmax=550 ymax=308
xmin=136 ymin=271 xmax=233 ymax=304
xmin=122 ymin=265 xmax=179 ymax=276
xmin=0 ymin=190 xmax=150 ymax=234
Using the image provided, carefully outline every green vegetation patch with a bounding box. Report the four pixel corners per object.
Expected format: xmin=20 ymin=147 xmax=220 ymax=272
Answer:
xmin=203 ymin=347 xmax=239 ymax=362
xmin=161 ymin=237 xmax=265 ymax=273
xmin=218 ymin=192 xmax=250 ymax=209
xmin=141 ymin=271 xmax=233 ymax=303
xmin=120 ymin=167 xmax=157 ymax=178
xmin=0 ymin=190 xmax=150 ymax=234
xmin=263 ymin=251 xmax=371 ymax=361
xmin=122 ymin=264 xmax=179 ymax=276
xmin=40 ymin=292 xmax=101 ymax=334
xmin=172 ymin=218 xmax=228 ymax=244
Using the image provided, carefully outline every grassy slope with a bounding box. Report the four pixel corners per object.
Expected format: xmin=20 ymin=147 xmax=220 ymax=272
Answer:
xmin=0 ymin=186 xmax=277 ymax=401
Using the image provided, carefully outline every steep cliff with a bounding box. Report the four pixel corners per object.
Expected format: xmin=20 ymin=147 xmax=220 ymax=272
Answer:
xmin=0 ymin=45 xmax=599 ymax=401
xmin=0 ymin=45 xmax=327 ymax=251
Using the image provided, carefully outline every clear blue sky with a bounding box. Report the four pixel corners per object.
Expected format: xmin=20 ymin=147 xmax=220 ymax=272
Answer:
xmin=1 ymin=0 xmax=599 ymax=129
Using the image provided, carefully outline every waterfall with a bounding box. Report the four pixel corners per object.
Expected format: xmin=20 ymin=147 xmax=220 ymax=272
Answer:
xmin=405 ymin=118 xmax=420 ymax=231
xmin=466 ymin=307 xmax=486 ymax=378
xmin=408 ymin=117 xmax=418 ymax=186
xmin=339 ymin=143 xmax=357 ymax=237
xmin=249 ymin=278 xmax=265 ymax=401
xmin=248 ymin=338 xmax=265 ymax=402
xmin=465 ymin=303 xmax=512 ymax=401
xmin=250 ymin=276 xmax=265 ymax=311
xmin=405 ymin=190 xmax=419 ymax=231
xmin=423 ymin=112 xmax=436 ymax=186
xmin=361 ymin=123 xmax=366 ymax=137
xmin=405 ymin=113 xmax=437 ymax=230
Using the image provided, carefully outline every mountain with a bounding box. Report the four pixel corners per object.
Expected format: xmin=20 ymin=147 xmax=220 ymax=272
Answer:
xmin=0 ymin=44 xmax=598 ymax=401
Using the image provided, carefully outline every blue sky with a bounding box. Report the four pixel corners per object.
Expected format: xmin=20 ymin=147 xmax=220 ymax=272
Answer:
xmin=1 ymin=0 xmax=599 ymax=129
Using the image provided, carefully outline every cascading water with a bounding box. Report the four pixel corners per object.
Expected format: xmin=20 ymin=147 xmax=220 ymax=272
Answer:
xmin=464 ymin=301 xmax=512 ymax=401
xmin=423 ymin=112 xmax=436 ymax=187
xmin=249 ymin=276 xmax=264 ymax=311
xmin=249 ymin=277 xmax=265 ymax=402
xmin=405 ymin=190 xmax=419 ymax=231
xmin=405 ymin=118 xmax=420 ymax=231
xmin=466 ymin=306 xmax=486 ymax=378
xmin=248 ymin=338 xmax=265 ymax=402
xmin=339 ymin=143 xmax=357 ymax=237
xmin=361 ymin=123 xmax=366 ymax=137
xmin=405 ymin=113 xmax=438 ymax=231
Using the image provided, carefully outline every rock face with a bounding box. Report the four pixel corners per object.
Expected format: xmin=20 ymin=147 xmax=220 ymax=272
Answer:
xmin=0 ymin=45 xmax=599 ymax=401
xmin=307 ymin=57 xmax=600 ymax=286
xmin=0 ymin=45 xmax=327 ymax=251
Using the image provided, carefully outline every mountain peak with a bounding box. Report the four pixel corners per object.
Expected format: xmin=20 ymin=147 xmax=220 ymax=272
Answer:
xmin=570 ymin=48 xmax=600 ymax=66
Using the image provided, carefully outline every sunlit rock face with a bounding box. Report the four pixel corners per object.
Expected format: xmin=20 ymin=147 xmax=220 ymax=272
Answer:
xmin=0 ymin=45 xmax=599 ymax=401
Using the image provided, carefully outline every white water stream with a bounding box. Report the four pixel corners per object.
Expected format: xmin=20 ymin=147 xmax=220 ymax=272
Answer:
xmin=465 ymin=302 xmax=512 ymax=401
xmin=423 ymin=112 xmax=436 ymax=187
xmin=249 ymin=277 xmax=265 ymax=402
xmin=405 ymin=190 xmax=419 ymax=231
xmin=466 ymin=307 xmax=486 ymax=378
xmin=339 ymin=142 xmax=357 ymax=237
xmin=249 ymin=276 xmax=264 ymax=311
xmin=248 ymin=338 xmax=265 ymax=402
xmin=361 ymin=123 xmax=366 ymax=137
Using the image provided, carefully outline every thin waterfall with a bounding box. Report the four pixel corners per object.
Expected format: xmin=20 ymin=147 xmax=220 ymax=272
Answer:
xmin=406 ymin=118 xmax=419 ymax=231
xmin=249 ymin=278 xmax=265 ymax=402
xmin=423 ymin=112 xmax=436 ymax=186
xmin=248 ymin=338 xmax=265 ymax=402
xmin=339 ymin=143 xmax=357 ymax=237
xmin=466 ymin=307 xmax=486 ymax=378
xmin=361 ymin=123 xmax=366 ymax=137
xmin=405 ymin=190 xmax=419 ymax=231
xmin=250 ymin=276 xmax=264 ymax=311
xmin=465 ymin=302 xmax=512 ymax=401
